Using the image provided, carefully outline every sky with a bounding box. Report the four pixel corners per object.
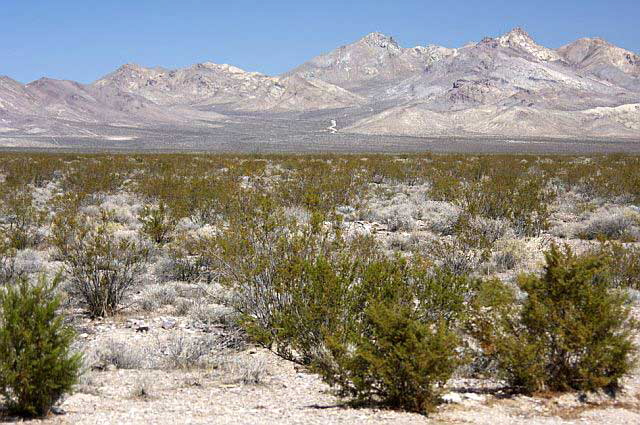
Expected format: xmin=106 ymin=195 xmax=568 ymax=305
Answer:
xmin=2 ymin=0 xmax=639 ymax=84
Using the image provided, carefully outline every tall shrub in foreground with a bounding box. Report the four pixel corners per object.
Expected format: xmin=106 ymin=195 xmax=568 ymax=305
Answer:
xmin=472 ymin=244 xmax=637 ymax=393
xmin=0 ymin=275 xmax=82 ymax=417
xmin=316 ymin=299 xmax=460 ymax=413
xmin=216 ymin=203 xmax=474 ymax=413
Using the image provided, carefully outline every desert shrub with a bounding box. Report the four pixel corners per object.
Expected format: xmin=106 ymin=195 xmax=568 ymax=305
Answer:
xmin=387 ymin=233 xmax=422 ymax=252
xmin=0 ymin=188 xmax=46 ymax=250
xmin=421 ymin=200 xmax=460 ymax=236
xmin=0 ymin=275 xmax=82 ymax=417
xmin=92 ymin=339 xmax=148 ymax=370
xmin=471 ymin=245 xmax=637 ymax=393
xmin=275 ymin=158 xmax=366 ymax=214
xmin=578 ymin=209 xmax=638 ymax=241
xmin=303 ymin=258 xmax=472 ymax=413
xmin=12 ymin=249 xmax=48 ymax=276
xmin=162 ymin=334 xmax=217 ymax=369
xmin=222 ymin=355 xmax=267 ymax=385
xmin=156 ymin=236 xmax=212 ymax=283
xmin=382 ymin=206 xmax=416 ymax=232
xmin=457 ymin=172 xmax=553 ymax=237
xmin=316 ymin=301 xmax=459 ymax=413
xmin=453 ymin=214 xmax=511 ymax=252
xmin=54 ymin=214 xmax=150 ymax=317
xmin=429 ymin=237 xmax=487 ymax=276
xmin=429 ymin=174 xmax=462 ymax=202
xmin=0 ymin=241 xmax=19 ymax=283
xmin=212 ymin=202 xmax=345 ymax=361
xmin=217 ymin=207 xmax=474 ymax=413
xmin=491 ymin=240 xmax=527 ymax=272
xmin=596 ymin=242 xmax=640 ymax=289
xmin=139 ymin=202 xmax=177 ymax=244
xmin=130 ymin=375 xmax=154 ymax=399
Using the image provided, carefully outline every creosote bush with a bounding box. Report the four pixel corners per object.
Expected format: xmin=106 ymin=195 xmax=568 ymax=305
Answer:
xmin=139 ymin=202 xmax=176 ymax=244
xmin=0 ymin=275 xmax=82 ymax=417
xmin=596 ymin=242 xmax=640 ymax=289
xmin=215 ymin=204 xmax=476 ymax=412
xmin=53 ymin=213 xmax=150 ymax=317
xmin=0 ymin=188 xmax=46 ymax=250
xmin=471 ymin=244 xmax=637 ymax=393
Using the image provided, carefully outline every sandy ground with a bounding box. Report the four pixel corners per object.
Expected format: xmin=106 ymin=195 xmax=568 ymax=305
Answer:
xmin=19 ymin=327 xmax=640 ymax=425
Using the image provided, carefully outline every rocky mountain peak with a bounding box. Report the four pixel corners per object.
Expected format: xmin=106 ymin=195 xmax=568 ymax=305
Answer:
xmin=498 ymin=27 xmax=533 ymax=43
xmin=558 ymin=37 xmax=640 ymax=79
xmin=192 ymin=62 xmax=249 ymax=74
xmin=494 ymin=27 xmax=560 ymax=61
xmin=359 ymin=32 xmax=400 ymax=50
xmin=115 ymin=63 xmax=150 ymax=74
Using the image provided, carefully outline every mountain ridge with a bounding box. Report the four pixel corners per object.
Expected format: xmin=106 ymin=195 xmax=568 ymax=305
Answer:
xmin=1 ymin=28 xmax=639 ymax=142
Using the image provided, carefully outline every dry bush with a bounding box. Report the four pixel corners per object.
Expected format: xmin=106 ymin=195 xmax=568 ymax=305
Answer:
xmin=595 ymin=242 xmax=640 ymax=289
xmin=365 ymin=201 xmax=417 ymax=232
xmin=222 ymin=355 xmax=267 ymax=385
xmin=92 ymin=339 xmax=150 ymax=370
xmin=578 ymin=207 xmax=639 ymax=241
xmin=161 ymin=334 xmax=220 ymax=369
xmin=491 ymin=239 xmax=527 ymax=273
xmin=139 ymin=202 xmax=176 ymax=244
xmin=429 ymin=237 xmax=487 ymax=276
xmin=130 ymin=374 xmax=155 ymax=400
xmin=139 ymin=284 xmax=178 ymax=309
xmin=54 ymin=213 xmax=150 ymax=317
xmin=0 ymin=242 xmax=19 ymax=283
xmin=0 ymin=188 xmax=47 ymax=250
xmin=421 ymin=201 xmax=460 ymax=235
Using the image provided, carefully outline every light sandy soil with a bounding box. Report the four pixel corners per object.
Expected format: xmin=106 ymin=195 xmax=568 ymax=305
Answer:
xmin=21 ymin=311 xmax=640 ymax=425
xmin=3 ymin=177 xmax=640 ymax=424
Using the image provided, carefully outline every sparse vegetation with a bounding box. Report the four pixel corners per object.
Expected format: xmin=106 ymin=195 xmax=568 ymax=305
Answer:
xmin=1 ymin=152 xmax=639 ymax=417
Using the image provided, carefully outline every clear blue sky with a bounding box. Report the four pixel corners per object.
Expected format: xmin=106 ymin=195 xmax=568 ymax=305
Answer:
xmin=2 ymin=0 xmax=639 ymax=84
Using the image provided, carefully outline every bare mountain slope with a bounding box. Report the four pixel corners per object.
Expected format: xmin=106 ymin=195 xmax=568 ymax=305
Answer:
xmin=287 ymin=32 xmax=456 ymax=95
xmin=343 ymin=29 xmax=640 ymax=138
xmin=93 ymin=62 xmax=364 ymax=111
xmin=0 ymin=76 xmax=225 ymax=137
xmin=558 ymin=37 xmax=640 ymax=90
xmin=1 ymin=27 xmax=639 ymax=143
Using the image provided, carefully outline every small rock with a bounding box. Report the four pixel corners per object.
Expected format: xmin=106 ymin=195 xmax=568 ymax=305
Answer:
xmin=463 ymin=392 xmax=485 ymax=402
xmin=162 ymin=319 xmax=177 ymax=330
xmin=442 ymin=392 xmax=463 ymax=404
xmin=50 ymin=406 xmax=66 ymax=415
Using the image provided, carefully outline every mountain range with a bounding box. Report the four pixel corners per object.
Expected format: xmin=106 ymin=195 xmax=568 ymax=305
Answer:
xmin=1 ymin=28 xmax=639 ymax=146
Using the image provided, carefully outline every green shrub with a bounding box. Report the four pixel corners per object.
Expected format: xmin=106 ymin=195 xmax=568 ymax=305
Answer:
xmin=317 ymin=301 xmax=459 ymax=413
xmin=212 ymin=200 xmax=345 ymax=361
xmin=459 ymin=174 xmax=552 ymax=237
xmin=0 ymin=275 xmax=82 ymax=417
xmin=472 ymin=245 xmax=637 ymax=393
xmin=216 ymin=206 xmax=473 ymax=413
